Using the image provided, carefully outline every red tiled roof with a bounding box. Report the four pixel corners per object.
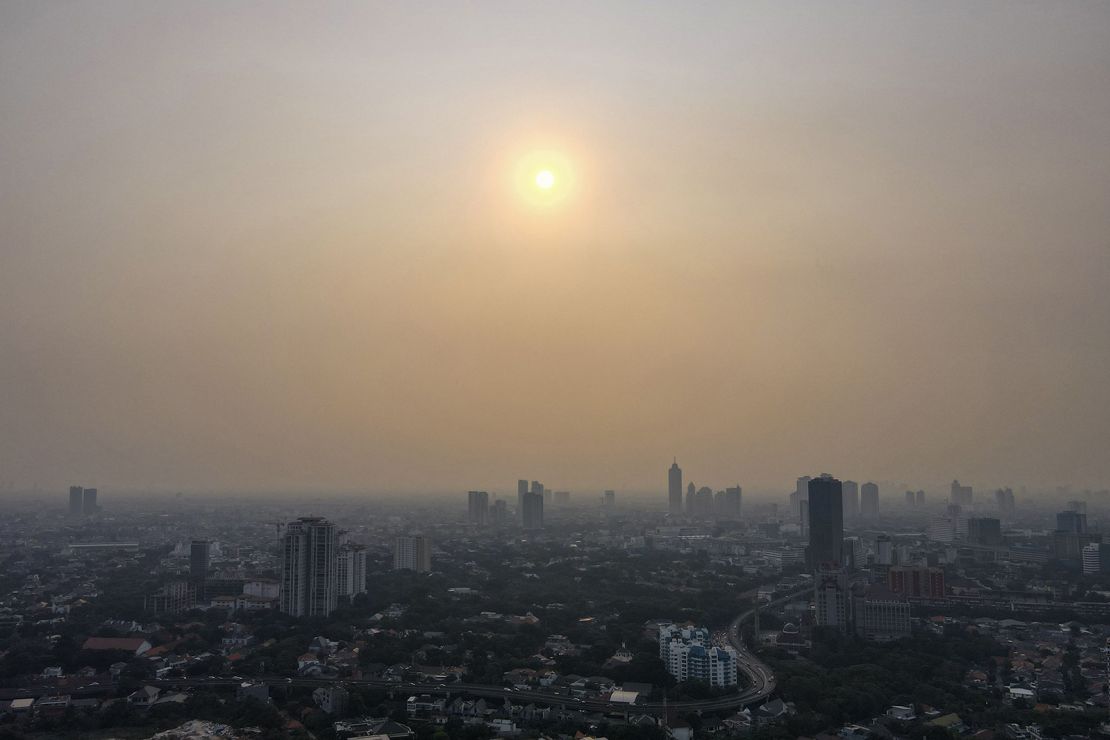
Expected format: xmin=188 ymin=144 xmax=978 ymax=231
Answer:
xmin=81 ymin=637 xmax=148 ymax=653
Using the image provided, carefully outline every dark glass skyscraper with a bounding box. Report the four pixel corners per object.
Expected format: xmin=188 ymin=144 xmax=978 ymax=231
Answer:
xmin=668 ymin=459 xmax=682 ymax=515
xmin=807 ymin=474 xmax=844 ymax=569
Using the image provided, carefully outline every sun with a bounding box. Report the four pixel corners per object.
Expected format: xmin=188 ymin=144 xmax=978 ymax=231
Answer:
xmin=514 ymin=150 xmax=574 ymax=208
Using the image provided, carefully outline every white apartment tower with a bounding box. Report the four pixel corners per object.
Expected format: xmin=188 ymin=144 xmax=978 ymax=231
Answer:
xmin=280 ymin=517 xmax=338 ymax=617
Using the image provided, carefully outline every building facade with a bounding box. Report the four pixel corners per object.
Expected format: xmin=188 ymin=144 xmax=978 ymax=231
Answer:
xmin=394 ymin=535 xmax=432 ymax=572
xmin=280 ymin=517 xmax=338 ymax=617
xmin=658 ymin=624 xmax=738 ymax=687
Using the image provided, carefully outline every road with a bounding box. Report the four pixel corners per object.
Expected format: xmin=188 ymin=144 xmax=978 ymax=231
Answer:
xmin=726 ymin=585 xmax=813 ymax=706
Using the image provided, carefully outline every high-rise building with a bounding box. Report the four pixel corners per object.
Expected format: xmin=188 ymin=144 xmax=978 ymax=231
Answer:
xmin=82 ymin=488 xmax=98 ymax=515
xmin=1082 ymin=543 xmax=1110 ymax=575
xmin=668 ymin=460 xmax=683 ymax=515
xmin=715 ymin=486 xmax=742 ymax=519
xmin=492 ymin=499 xmax=508 ymax=526
xmin=68 ymin=486 xmax=83 ymax=516
xmin=280 ymin=517 xmax=338 ymax=617
xmin=603 ymin=490 xmax=616 ymax=509
xmin=950 ymin=480 xmax=973 ymax=507
xmin=927 ymin=515 xmax=957 ymax=542
xmin=915 ymin=490 xmax=925 ymax=506
xmin=799 ymin=499 xmax=809 ymax=537
xmin=467 ymin=491 xmax=489 ymax=526
xmin=967 ymin=517 xmax=1003 ymax=546
xmin=521 ymin=492 xmax=544 ymax=531
xmin=685 ymin=482 xmax=696 ymax=515
xmin=658 ymin=625 xmax=738 ymax=688
xmin=904 ymin=490 xmax=915 ymax=507
xmin=996 ymin=488 xmax=1016 ymax=515
xmin=336 ymin=544 xmax=368 ymax=598
xmin=190 ymin=539 xmax=211 ymax=601
xmin=842 ymin=480 xmax=859 ymax=521
xmin=394 ymin=535 xmax=432 ymax=572
xmin=860 ymin=482 xmax=879 ymax=521
xmin=145 ymin=581 xmax=196 ymax=614
xmin=807 ymin=474 xmax=844 ymax=569
xmin=1067 ymin=499 xmax=1087 ymax=515
xmin=792 ymin=476 xmax=811 ymax=521
xmin=517 ymin=479 xmax=529 ymax=513
xmin=1057 ymin=511 xmax=1088 ymax=534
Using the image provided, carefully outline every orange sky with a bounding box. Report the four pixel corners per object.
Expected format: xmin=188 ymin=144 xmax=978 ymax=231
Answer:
xmin=2 ymin=2 xmax=1109 ymax=494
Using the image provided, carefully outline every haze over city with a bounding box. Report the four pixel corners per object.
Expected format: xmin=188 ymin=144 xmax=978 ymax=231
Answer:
xmin=2 ymin=2 xmax=1109 ymax=495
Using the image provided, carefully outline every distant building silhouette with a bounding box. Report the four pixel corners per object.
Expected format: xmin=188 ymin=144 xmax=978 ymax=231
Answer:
xmin=668 ymin=460 xmax=683 ymax=515
xmin=842 ymin=480 xmax=858 ymax=521
xmin=190 ymin=539 xmax=210 ymax=601
xmin=603 ymin=490 xmax=616 ymax=509
xmin=860 ymin=482 xmax=879 ymax=521
xmin=807 ymin=474 xmax=844 ymax=570
xmin=491 ymin=499 xmax=508 ymax=526
xmin=1057 ymin=510 xmax=1088 ymax=534
xmin=82 ymin=487 xmax=98 ymax=515
xmin=521 ymin=491 xmax=544 ymax=531
xmin=950 ymin=480 xmax=973 ymax=507
xmin=280 ymin=517 xmax=338 ymax=617
xmin=68 ymin=486 xmax=83 ymax=517
xmin=467 ymin=490 xmax=489 ymax=526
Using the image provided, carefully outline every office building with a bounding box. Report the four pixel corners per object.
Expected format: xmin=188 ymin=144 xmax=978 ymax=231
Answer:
xmin=853 ymin=584 xmax=911 ymax=641
xmin=1082 ymin=543 xmax=1110 ymax=575
xmin=82 ymin=488 xmax=98 ymax=515
xmin=393 ymin=535 xmax=432 ymax=573
xmin=842 ymin=480 xmax=858 ymax=521
xmin=927 ymin=515 xmax=957 ymax=543
xmin=967 ymin=517 xmax=1002 ymax=546
xmin=336 ymin=544 xmax=368 ymax=598
xmin=521 ymin=491 xmax=544 ymax=531
xmin=280 ymin=517 xmax=338 ymax=618
xmin=799 ymin=499 xmax=809 ymax=538
xmin=668 ymin=460 xmax=683 ymax=515
xmin=467 ymin=491 xmax=489 ymax=526
xmin=658 ymin=624 xmax=738 ymax=688
xmin=874 ymin=535 xmax=894 ymax=566
xmin=807 ymin=474 xmax=844 ymax=569
xmin=68 ymin=486 xmax=83 ymax=516
xmin=950 ymin=480 xmax=973 ymax=507
xmin=1057 ymin=511 xmax=1088 ymax=534
xmin=791 ymin=475 xmax=811 ymax=521
xmin=814 ymin=565 xmax=850 ymax=631
xmin=860 ymin=482 xmax=879 ymax=521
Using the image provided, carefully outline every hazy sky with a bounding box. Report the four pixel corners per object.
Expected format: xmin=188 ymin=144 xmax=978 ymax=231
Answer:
xmin=2 ymin=2 xmax=1109 ymax=495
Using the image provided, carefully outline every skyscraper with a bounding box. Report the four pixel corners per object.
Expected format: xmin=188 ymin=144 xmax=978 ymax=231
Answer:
xmin=336 ymin=543 xmax=368 ymax=598
xmin=967 ymin=517 xmax=1003 ymax=546
xmin=492 ymin=499 xmax=508 ymax=526
xmin=280 ymin=517 xmax=338 ymax=617
xmin=394 ymin=535 xmax=432 ymax=572
xmin=715 ymin=486 xmax=742 ymax=519
xmin=860 ymin=482 xmax=879 ymax=521
xmin=517 ymin=479 xmax=528 ymax=513
xmin=82 ymin=487 xmax=98 ymax=515
xmin=190 ymin=539 xmax=211 ymax=601
xmin=808 ymin=474 xmax=844 ymax=569
xmin=68 ymin=486 xmax=83 ymax=516
xmin=1056 ymin=510 xmax=1088 ymax=534
xmin=603 ymin=490 xmax=616 ymax=509
xmin=950 ymin=480 xmax=973 ymax=507
xmin=521 ymin=491 xmax=544 ymax=531
xmin=668 ymin=460 xmax=683 ymax=515
xmin=842 ymin=480 xmax=859 ymax=521
xmin=467 ymin=490 xmax=489 ymax=525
